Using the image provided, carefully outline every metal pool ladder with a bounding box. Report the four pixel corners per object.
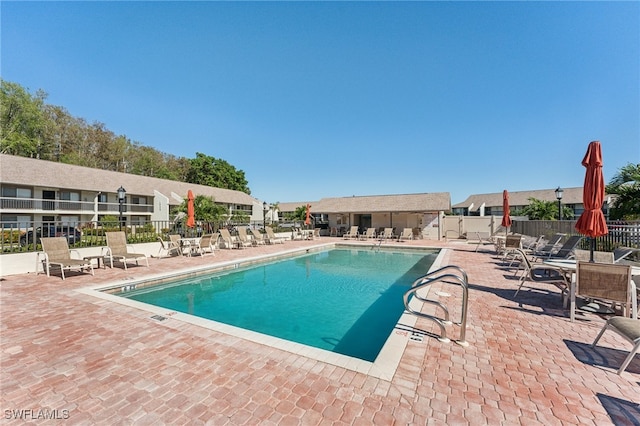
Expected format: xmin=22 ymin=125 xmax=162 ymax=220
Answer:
xmin=403 ymin=265 xmax=470 ymax=347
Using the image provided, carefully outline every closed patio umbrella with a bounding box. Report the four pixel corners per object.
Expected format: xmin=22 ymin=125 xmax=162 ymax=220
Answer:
xmin=305 ymin=204 xmax=311 ymax=226
xmin=501 ymin=190 xmax=512 ymax=236
xmin=574 ymin=141 xmax=608 ymax=262
xmin=186 ymin=190 xmax=196 ymax=229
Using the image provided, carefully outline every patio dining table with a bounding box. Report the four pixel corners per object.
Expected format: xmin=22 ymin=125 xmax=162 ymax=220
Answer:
xmin=543 ymin=259 xmax=640 ymax=322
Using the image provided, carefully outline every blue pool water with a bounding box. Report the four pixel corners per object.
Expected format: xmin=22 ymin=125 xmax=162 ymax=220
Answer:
xmin=120 ymin=248 xmax=437 ymax=361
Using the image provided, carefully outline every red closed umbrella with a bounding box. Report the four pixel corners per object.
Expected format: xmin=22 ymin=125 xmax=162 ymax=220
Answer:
xmin=186 ymin=190 xmax=196 ymax=228
xmin=305 ymin=204 xmax=311 ymax=226
xmin=501 ymin=190 xmax=512 ymax=234
xmin=574 ymin=141 xmax=608 ymax=261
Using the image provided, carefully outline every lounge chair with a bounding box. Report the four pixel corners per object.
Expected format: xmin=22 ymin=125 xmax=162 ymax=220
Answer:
xmin=592 ymin=316 xmax=640 ymax=374
xmin=530 ymin=233 xmax=566 ymax=260
xmin=312 ymin=228 xmax=321 ymax=240
xmin=157 ymin=236 xmax=181 ymax=257
xmin=37 ymin=237 xmax=94 ymax=280
xmin=237 ymin=227 xmax=255 ymax=247
xmin=380 ymin=228 xmax=395 ymax=240
xmin=398 ymin=228 xmax=413 ymax=242
xmin=104 ymin=231 xmax=149 ymax=270
xmin=250 ymin=228 xmax=267 ymax=245
xmin=342 ymin=226 xmax=359 ymax=240
xmin=613 ymin=247 xmax=634 ymax=263
xmin=546 ymin=235 xmax=582 ymax=260
xmin=359 ymin=228 xmax=376 ymax=240
xmin=191 ymin=233 xmax=218 ymax=256
xmin=219 ymin=228 xmax=246 ymax=249
xmin=570 ymin=262 xmax=635 ymax=322
xmin=291 ymin=227 xmax=304 ymax=241
xmin=265 ymin=226 xmax=285 ymax=244
xmin=513 ymin=249 xmax=570 ymax=303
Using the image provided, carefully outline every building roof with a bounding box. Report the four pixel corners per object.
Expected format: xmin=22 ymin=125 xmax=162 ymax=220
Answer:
xmin=452 ymin=187 xmax=590 ymax=211
xmin=281 ymin=193 xmax=451 ymax=214
xmin=0 ymin=154 xmax=259 ymax=206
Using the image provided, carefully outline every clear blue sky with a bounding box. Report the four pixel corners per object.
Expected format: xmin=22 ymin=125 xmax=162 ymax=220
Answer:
xmin=2 ymin=1 xmax=638 ymax=205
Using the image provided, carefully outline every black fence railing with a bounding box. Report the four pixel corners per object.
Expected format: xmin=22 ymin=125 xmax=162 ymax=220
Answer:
xmin=511 ymin=220 xmax=640 ymax=252
xmin=0 ymin=220 xmax=311 ymax=254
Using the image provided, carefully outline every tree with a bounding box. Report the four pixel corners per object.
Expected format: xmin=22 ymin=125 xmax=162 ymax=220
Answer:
xmin=515 ymin=198 xmax=574 ymax=220
xmin=0 ymin=80 xmax=48 ymax=157
xmin=606 ymin=163 xmax=640 ymax=220
xmin=186 ymin=153 xmax=250 ymax=194
xmin=283 ymin=205 xmax=307 ymax=221
xmin=174 ymin=194 xmax=228 ymax=223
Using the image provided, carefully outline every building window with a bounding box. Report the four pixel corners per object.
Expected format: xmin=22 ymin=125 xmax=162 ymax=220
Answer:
xmin=59 ymin=191 xmax=80 ymax=201
xmin=2 ymin=186 xmax=32 ymax=198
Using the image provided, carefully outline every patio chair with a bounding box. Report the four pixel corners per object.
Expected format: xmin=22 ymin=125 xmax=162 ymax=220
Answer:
xmin=398 ymin=228 xmax=413 ymax=242
xmin=218 ymin=228 xmax=240 ymax=249
xmin=342 ymin=226 xmax=359 ymax=240
xmin=513 ymin=249 xmax=570 ymax=304
xmin=502 ymin=234 xmax=523 ymax=262
xmin=157 ymin=236 xmax=181 ymax=257
xmin=37 ymin=237 xmax=94 ymax=280
xmin=237 ymin=227 xmax=255 ymax=248
xmin=312 ymin=228 xmax=321 ymax=240
xmin=359 ymin=227 xmax=377 ymax=240
xmin=573 ymin=249 xmax=614 ymax=264
xmin=570 ymin=262 xmax=635 ymax=322
xmin=250 ymin=228 xmax=267 ymax=245
xmin=265 ymin=227 xmax=285 ymax=244
xmin=104 ymin=231 xmax=149 ymax=270
xmin=473 ymin=231 xmax=493 ymax=252
xmin=592 ymin=316 xmax=640 ymax=374
xmin=168 ymin=234 xmax=192 ymax=256
xmin=191 ymin=233 xmax=218 ymax=256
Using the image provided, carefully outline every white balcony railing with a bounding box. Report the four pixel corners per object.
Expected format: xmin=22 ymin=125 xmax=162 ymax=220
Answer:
xmin=0 ymin=197 xmax=154 ymax=214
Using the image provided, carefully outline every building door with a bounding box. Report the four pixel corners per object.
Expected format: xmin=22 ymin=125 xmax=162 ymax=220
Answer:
xmin=360 ymin=214 xmax=372 ymax=230
xmin=42 ymin=190 xmax=55 ymax=210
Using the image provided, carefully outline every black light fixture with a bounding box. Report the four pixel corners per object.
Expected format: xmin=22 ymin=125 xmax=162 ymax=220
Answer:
xmin=263 ymin=201 xmax=268 ymax=229
xmin=117 ymin=186 xmax=126 ymax=230
xmin=555 ymin=186 xmax=564 ymax=221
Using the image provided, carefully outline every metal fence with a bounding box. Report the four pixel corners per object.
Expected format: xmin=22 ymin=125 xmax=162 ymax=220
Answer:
xmin=0 ymin=219 xmax=313 ymax=254
xmin=511 ymin=219 xmax=640 ymax=251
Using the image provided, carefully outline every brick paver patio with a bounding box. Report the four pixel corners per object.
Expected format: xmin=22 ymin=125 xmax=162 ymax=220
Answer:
xmin=1 ymin=237 xmax=638 ymax=425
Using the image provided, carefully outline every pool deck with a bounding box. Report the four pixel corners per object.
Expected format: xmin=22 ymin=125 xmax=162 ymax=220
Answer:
xmin=1 ymin=237 xmax=638 ymax=425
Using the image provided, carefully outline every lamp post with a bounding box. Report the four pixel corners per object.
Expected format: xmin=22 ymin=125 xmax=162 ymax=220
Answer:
xmin=263 ymin=201 xmax=268 ymax=229
xmin=117 ymin=186 xmax=126 ymax=230
xmin=555 ymin=186 xmax=563 ymax=221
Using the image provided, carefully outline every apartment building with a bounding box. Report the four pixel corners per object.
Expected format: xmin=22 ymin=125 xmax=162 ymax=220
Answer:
xmin=0 ymin=154 xmax=263 ymax=228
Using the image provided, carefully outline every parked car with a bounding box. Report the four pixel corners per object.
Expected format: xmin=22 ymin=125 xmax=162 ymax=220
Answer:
xmin=19 ymin=226 xmax=82 ymax=247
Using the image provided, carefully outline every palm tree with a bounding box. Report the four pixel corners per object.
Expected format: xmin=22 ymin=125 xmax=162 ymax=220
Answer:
xmin=606 ymin=163 xmax=640 ymax=220
xmin=516 ymin=198 xmax=574 ymax=220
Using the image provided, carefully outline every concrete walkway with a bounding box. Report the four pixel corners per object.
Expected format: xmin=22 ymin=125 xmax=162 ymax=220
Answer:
xmin=1 ymin=237 xmax=638 ymax=425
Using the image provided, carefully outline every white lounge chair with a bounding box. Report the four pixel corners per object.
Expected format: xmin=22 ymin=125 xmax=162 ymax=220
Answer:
xmin=192 ymin=233 xmax=218 ymax=256
xmin=398 ymin=228 xmax=413 ymax=242
xmin=342 ymin=226 xmax=359 ymax=240
xmin=359 ymin=228 xmax=377 ymax=240
xmin=250 ymin=228 xmax=266 ymax=245
xmin=265 ymin=227 xmax=285 ymax=244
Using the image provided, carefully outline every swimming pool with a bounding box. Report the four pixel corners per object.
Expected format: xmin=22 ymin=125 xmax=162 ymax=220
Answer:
xmin=112 ymin=247 xmax=438 ymax=362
